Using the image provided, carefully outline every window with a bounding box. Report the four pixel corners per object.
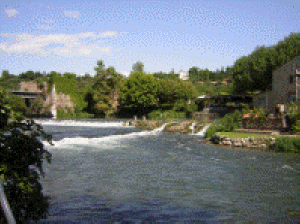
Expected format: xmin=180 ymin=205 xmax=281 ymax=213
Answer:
xmin=290 ymin=75 xmax=294 ymax=84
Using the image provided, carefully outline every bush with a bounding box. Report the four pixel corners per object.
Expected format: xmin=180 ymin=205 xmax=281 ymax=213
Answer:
xmin=269 ymin=136 xmax=300 ymax=153
xmin=148 ymin=110 xmax=186 ymax=121
xmin=0 ymin=120 xmax=52 ymax=223
xmin=205 ymin=110 xmax=242 ymax=138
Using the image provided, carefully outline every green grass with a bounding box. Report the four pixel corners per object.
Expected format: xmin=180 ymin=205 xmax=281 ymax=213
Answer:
xmin=217 ymin=132 xmax=279 ymax=139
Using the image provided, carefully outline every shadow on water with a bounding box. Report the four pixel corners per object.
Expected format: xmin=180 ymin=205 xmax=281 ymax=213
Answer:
xmin=38 ymin=195 xmax=222 ymax=223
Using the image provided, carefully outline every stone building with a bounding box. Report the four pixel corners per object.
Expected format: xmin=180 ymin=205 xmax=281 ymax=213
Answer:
xmin=16 ymin=81 xmax=74 ymax=118
xmin=253 ymin=56 xmax=300 ymax=113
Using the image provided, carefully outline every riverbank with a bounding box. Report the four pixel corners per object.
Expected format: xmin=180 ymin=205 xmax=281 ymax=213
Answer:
xmin=125 ymin=120 xmax=300 ymax=153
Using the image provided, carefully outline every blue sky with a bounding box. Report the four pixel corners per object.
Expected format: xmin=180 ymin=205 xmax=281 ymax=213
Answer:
xmin=0 ymin=0 xmax=299 ymax=76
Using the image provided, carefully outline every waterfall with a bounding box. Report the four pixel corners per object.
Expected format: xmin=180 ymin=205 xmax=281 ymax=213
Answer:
xmin=150 ymin=121 xmax=178 ymax=134
xmin=194 ymin=123 xmax=212 ymax=138
xmin=189 ymin=122 xmax=196 ymax=135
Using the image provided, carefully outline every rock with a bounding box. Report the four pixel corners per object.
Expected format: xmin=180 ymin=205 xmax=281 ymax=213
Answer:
xmin=252 ymin=141 xmax=258 ymax=145
xmin=233 ymin=141 xmax=243 ymax=147
xmin=259 ymin=144 xmax=267 ymax=148
xmin=222 ymin=140 xmax=232 ymax=145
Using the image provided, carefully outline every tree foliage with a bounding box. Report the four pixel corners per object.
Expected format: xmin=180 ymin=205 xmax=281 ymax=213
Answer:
xmin=158 ymin=79 xmax=197 ymax=110
xmin=0 ymin=70 xmax=19 ymax=90
xmin=232 ymin=33 xmax=300 ymax=93
xmin=132 ymin=61 xmax=144 ymax=73
xmin=0 ymin=89 xmax=52 ymax=223
xmin=120 ymin=72 xmax=158 ymax=115
xmin=89 ymin=61 xmax=122 ymax=117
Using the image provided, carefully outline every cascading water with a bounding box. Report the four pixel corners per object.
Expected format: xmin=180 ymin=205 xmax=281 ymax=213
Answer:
xmin=194 ymin=123 xmax=212 ymax=138
xmin=149 ymin=122 xmax=177 ymax=134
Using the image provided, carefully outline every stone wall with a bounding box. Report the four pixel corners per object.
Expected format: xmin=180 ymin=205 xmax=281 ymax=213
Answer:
xmin=211 ymin=133 xmax=276 ymax=148
xmin=242 ymin=117 xmax=282 ymax=130
xmin=18 ymin=81 xmax=74 ymax=116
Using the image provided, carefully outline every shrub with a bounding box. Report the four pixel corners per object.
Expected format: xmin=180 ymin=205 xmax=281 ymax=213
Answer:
xmin=148 ymin=110 xmax=185 ymax=121
xmin=269 ymin=136 xmax=300 ymax=153
xmin=205 ymin=110 xmax=242 ymax=138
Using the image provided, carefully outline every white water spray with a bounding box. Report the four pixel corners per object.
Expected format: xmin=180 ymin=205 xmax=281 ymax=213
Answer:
xmin=194 ymin=123 xmax=212 ymax=138
xmin=44 ymin=121 xmax=177 ymax=149
xmin=37 ymin=120 xmax=125 ymax=127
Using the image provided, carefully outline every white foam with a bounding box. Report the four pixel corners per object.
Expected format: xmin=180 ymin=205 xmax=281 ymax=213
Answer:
xmin=194 ymin=123 xmax=212 ymax=137
xmin=36 ymin=119 xmax=126 ymax=127
xmin=43 ymin=122 xmax=172 ymax=149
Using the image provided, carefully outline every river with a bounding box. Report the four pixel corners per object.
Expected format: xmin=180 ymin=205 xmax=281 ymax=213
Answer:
xmin=36 ymin=119 xmax=300 ymax=223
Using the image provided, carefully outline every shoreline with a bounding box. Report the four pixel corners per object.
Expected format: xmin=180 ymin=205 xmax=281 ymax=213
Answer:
xmin=127 ymin=119 xmax=299 ymax=153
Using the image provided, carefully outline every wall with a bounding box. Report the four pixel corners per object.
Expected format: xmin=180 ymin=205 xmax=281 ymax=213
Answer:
xmin=242 ymin=117 xmax=282 ymax=130
xmin=271 ymin=56 xmax=299 ymax=112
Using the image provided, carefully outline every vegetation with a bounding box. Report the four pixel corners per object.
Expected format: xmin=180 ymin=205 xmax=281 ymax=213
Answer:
xmin=0 ymin=33 xmax=298 ymax=120
xmin=87 ymin=60 xmax=123 ymax=118
xmin=268 ymin=136 xmax=300 ymax=153
xmin=148 ymin=110 xmax=186 ymax=121
xmin=232 ymin=33 xmax=300 ymax=93
xmin=217 ymin=132 xmax=278 ymax=139
xmin=0 ymin=89 xmax=52 ymax=223
xmin=205 ymin=110 xmax=243 ymax=138
xmin=119 ymin=72 xmax=159 ymax=116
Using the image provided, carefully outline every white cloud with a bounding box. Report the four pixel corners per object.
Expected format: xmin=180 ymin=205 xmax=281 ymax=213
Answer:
xmin=4 ymin=9 xmax=18 ymax=17
xmin=64 ymin=11 xmax=80 ymax=18
xmin=37 ymin=25 xmax=52 ymax=30
xmin=0 ymin=32 xmax=116 ymax=57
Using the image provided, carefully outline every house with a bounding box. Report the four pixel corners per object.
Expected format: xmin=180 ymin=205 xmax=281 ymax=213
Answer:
xmin=179 ymin=69 xmax=189 ymax=80
xmin=12 ymin=81 xmax=74 ymax=118
xmin=253 ymin=56 xmax=300 ymax=113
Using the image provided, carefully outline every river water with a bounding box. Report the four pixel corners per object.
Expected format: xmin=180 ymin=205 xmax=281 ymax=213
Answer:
xmin=36 ymin=120 xmax=300 ymax=223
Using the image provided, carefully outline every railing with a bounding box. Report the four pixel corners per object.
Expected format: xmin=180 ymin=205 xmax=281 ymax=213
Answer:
xmin=0 ymin=181 xmax=16 ymax=224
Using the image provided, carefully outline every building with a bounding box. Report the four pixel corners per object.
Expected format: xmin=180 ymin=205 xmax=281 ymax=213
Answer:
xmin=11 ymin=81 xmax=74 ymax=118
xmin=179 ymin=69 xmax=189 ymax=80
xmin=253 ymin=56 xmax=300 ymax=113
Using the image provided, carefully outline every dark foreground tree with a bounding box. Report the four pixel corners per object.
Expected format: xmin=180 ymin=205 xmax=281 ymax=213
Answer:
xmin=0 ymin=88 xmax=52 ymax=223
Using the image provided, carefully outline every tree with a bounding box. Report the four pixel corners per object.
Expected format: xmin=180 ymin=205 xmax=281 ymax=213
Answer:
xmin=0 ymin=70 xmax=19 ymax=90
xmin=132 ymin=61 xmax=144 ymax=73
xmin=232 ymin=33 xmax=300 ymax=93
xmin=120 ymin=72 xmax=158 ymax=115
xmin=90 ymin=61 xmax=122 ymax=118
xmin=0 ymin=88 xmax=52 ymax=223
xmin=188 ymin=66 xmax=200 ymax=83
xmin=94 ymin=60 xmax=106 ymax=76
xmin=157 ymin=79 xmax=197 ymax=111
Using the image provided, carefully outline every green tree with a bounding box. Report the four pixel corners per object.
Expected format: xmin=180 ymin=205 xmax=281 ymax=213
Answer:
xmin=120 ymin=72 xmax=158 ymax=115
xmin=94 ymin=60 xmax=106 ymax=76
xmin=132 ymin=61 xmax=144 ymax=73
xmin=0 ymin=70 xmax=19 ymax=90
xmin=90 ymin=61 xmax=122 ymax=118
xmin=188 ymin=66 xmax=200 ymax=83
xmin=0 ymin=88 xmax=52 ymax=223
xmin=232 ymin=33 xmax=300 ymax=93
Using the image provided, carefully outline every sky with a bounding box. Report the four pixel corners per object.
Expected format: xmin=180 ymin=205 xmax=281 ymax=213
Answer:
xmin=0 ymin=0 xmax=299 ymax=77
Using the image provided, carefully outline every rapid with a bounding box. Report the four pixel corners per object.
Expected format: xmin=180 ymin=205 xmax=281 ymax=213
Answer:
xmin=36 ymin=119 xmax=299 ymax=223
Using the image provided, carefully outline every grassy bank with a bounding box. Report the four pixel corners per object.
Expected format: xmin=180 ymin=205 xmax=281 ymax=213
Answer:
xmin=216 ymin=131 xmax=300 ymax=153
xmin=217 ymin=132 xmax=280 ymax=139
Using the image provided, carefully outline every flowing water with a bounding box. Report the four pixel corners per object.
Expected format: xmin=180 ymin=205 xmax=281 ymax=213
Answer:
xmin=36 ymin=119 xmax=300 ymax=223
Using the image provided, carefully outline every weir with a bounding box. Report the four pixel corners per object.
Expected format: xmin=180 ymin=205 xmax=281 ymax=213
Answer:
xmin=194 ymin=123 xmax=212 ymax=138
